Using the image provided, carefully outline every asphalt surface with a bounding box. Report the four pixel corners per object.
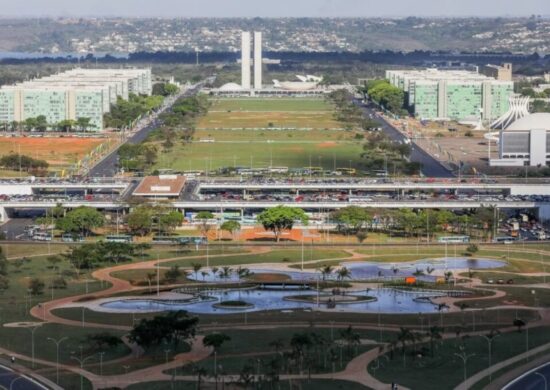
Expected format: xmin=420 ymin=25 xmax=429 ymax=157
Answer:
xmin=354 ymin=99 xmax=455 ymax=178
xmin=88 ymin=83 xmax=204 ymax=178
xmin=504 ymin=362 xmax=550 ymax=390
xmin=0 ymin=365 xmax=47 ymax=390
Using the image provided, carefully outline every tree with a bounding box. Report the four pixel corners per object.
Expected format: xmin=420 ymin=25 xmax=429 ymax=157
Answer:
xmin=86 ymin=332 xmax=123 ymax=351
xmin=466 ymin=244 xmax=479 ymax=256
xmin=202 ymin=332 xmax=231 ymax=352
xmin=319 ymin=265 xmax=334 ymax=281
xmin=336 ymin=267 xmax=352 ymax=286
xmin=0 ymin=275 xmax=9 ymax=294
xmin=57 ymin=119 xmax=77 ymax=132
xmin=191 ymin=263 xmax=202 ymax=281
xmin=257 ymin=206 xmax=309 ymax=242
xmin=195 ymin=211 xmax=214 ymax=239
xmin=164 ymin=266 xmax=183 ymax=283
xmin=331 ymin=206 xmax=372 ymax=234
xmin=513 ymin=318 xmax=526 ymax=333
xmin=29 ymin=278 xmax=45 ymax=295
xmin=127 ymin=206 xmax=154 ymax=236
xmin=129 ymin=311 xmax=198 ymax=348
xmin=56 ymin=207 xmax=104 ymax=236
xmin=159 ymin=210 xmax=184 ymax=233
xmin=220 ymin=220 xmax=241 ymax=240
xmin=76 ymin=117 xmax=92 ymax=132
xmin=427 ymin=326 xmax=443 ymax=357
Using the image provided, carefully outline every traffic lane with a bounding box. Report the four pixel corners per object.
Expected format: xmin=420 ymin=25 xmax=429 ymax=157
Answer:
xmin=0 ymin=365 xmax=47 ymax=390
xmin=505 ymin=362 xmax=550 ymax=390
xmin=88 ymin=86 xmax=201 ymax=177
xmin=355 ymin=100 xmax=454 ymax=178
xmin=1 ymin=218 xmax=34 ymax=240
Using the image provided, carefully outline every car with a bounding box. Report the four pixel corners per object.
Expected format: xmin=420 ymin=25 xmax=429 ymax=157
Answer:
xmin=486 ymin=279 xmax=495 ymax=284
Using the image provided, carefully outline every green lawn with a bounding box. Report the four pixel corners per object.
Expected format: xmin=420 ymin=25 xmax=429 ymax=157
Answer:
xmin=210 ymin=98 xmax=334 ymax=112
xmin=369 ymin=326 xmax=550 ymax=390
xmin=153 ymin=140 xmax=365 ymax=171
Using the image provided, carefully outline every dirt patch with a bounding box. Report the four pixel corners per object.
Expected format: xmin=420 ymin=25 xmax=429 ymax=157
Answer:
xmin=317 ymin=142 xmax=337 ymax=148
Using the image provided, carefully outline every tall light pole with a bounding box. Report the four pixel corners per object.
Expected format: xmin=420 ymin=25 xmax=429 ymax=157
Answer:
xmin=454 ymin=350 xmax=475 ymax=383
xmin=47 ymin=336 xmax=68 ymax=384
xmin=26 ymin=325 xmax=40 ymax=368
xmin=71 ymin=354 xmax=96 ymax=390
xmin=481 ymin=331 xmax=500 ymax=383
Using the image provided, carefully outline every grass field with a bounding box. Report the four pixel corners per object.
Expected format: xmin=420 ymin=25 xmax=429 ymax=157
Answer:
xmin=199 ymin=98 xmax=340 ymax=130
xmin=152 ymin=97 xmax=371 ymax=172
xmin=0 ymin=136 xmax=113 ymax=172
xmin=154 ymin=139 xmax=364 ymax=171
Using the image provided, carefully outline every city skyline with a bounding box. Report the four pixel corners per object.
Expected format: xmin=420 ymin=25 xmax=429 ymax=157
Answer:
xmin=1 ymin=0 xmax=549 ymax=18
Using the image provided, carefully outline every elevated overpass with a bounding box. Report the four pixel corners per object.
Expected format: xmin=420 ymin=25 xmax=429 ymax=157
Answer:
xmin=0 ymin=199 xmax=546 ymax=222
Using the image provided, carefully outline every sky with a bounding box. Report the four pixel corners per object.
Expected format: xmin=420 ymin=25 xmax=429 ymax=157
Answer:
xmin=0 ymin=0 xmax=549 ymax=18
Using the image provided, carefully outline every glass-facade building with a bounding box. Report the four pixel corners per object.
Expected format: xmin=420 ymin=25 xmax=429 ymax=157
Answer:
xmin=386 ymin=69 xmax=514 ymax=122
xmin=0 ymin=68 xmax=152 ymax=131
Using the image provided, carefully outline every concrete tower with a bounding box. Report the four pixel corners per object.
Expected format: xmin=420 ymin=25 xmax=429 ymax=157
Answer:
xmin=254 ymin=31 xmax=262 ymax=90
xmin=241 ymin=31 xmax=251 ymax=90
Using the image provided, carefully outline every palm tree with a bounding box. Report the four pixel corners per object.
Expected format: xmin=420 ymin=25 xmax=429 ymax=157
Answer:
xmin=336 ymin=267 xmax=352 ymax=287
xmin=219 ymin=266 xmax=233 ymax=281
xmin=200 ymin=271 xmax=209 ymax=281
xmin=319 ymin=265 xmax=334 ymax=281
xmin=211 ymin=266 xmax=219 ymax=281
xmin=427 ymin=326 xmax=443 ymax=357
xmin=340 ymin=326 xmax=361 ymax=356
xmin=191 ymin=263 xmax=202 ymax=281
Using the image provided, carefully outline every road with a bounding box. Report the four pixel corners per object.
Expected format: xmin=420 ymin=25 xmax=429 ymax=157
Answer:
xmin=504 ymin=362 xmax=550 ymax=390
xmin=0 ymin=365 xmax=48 ymax=390
xmin=88 ymin=82 xmax=204 ymax=177
xmin=354 ymin=99 xmax=455 ymax=178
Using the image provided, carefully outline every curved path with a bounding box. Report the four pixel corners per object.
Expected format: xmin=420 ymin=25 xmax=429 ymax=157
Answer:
xmin=12 ymin=244 xmax=550 ymax=389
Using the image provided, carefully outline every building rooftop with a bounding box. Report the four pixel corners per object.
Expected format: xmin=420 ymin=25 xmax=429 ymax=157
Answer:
xmin=133 ymin=175 xmax=186 ymax=197
xmin=507 ymin=113 xmax=550 ymax=131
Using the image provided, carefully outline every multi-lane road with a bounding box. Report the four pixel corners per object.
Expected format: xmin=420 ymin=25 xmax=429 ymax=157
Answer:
xmin=354 ymin=99 xmax=455 ymax=178
xmin=504 ymin=362 xmax=550 ymax=390
xmin=0 ymin=364 xmax=48 ymax=390
xmin=88 ymin=82 xmax=204 ymax=177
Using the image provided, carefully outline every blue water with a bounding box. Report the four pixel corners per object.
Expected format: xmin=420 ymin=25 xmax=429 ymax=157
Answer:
xmin=102 ymin=288 xmax=446 ymax=315
xmin=188 ymin=258 xmax=506 ymax=283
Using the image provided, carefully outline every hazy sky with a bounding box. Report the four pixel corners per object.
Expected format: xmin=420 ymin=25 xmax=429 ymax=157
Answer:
xmin=1 ymin=0 xmax=549 ymax=18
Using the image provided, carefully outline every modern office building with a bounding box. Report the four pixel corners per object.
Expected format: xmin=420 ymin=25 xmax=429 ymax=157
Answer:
xmin=241 ymin=31 xmax=251 ymax=90
xmin=0 ymin=68 xmax=151 ymax=131
xmin=490 ymin=113 xmax=550 ymax=167
xmin=480 ymin=63 xmax=513 ymax=81
xmin=386 ymin=69 xmax=514 ymax=122
xmin=254 ymin=31 xmax=263 ymax=90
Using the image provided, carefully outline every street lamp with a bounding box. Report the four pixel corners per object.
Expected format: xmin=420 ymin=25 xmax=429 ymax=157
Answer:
xmin=26 ymin=325 xmax=40 ymax=368
xmin=71 ymin=354 xmax=96 ymax=390
xmin=481 ymin=331 xmax=500 ymax=383
xmin=47 ymin=336 xmax=68 ymax=384
xmin=454 ymin=350 xmax=475 ymax=383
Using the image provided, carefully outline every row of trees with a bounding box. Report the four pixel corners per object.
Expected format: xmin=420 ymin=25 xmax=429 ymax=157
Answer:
xmin=0 ymin=154 xmax=49 ymax=173
xmin=331 ymin=205 xmax=502 ymax=241
xmin=1 ymin=116 xmax=94 ymax=132
xmin=104 ymin=94 xmax=164 ymax=130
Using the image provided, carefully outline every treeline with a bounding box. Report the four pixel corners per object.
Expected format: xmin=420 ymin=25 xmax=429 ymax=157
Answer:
xmin=327 ymin=89 xmax=419 ymax=175
xmin=0 ymin=154 xmax=48 ymax=173
xmin=0 ymin=116 xmax=94 ymax=132
xmin=118 ymin=94 xmax=210 ymax=172
xmin=331 ymin=205 xmax=502 ymax=242
xmin=104 ymin=94 xmax=164 ymax=130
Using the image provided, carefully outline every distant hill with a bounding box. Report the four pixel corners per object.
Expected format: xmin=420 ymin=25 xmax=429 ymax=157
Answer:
xmin=0 ymin=17 xmax=549 ymax=54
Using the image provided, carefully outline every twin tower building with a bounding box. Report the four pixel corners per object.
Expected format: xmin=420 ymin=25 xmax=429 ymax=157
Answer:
xmin=241 ymin=31 xmax=262 ymax=90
